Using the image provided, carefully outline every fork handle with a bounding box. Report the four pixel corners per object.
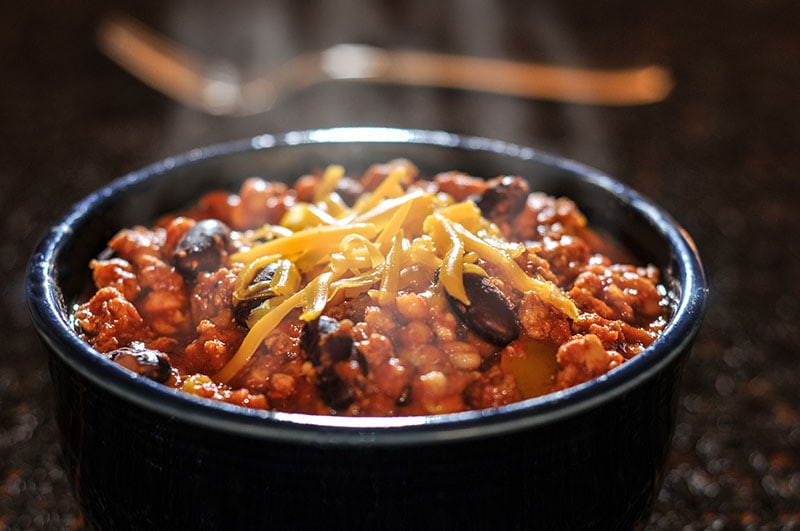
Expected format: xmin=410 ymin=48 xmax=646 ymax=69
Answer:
xmin=323 ymin=44 xmax=673 ymax=106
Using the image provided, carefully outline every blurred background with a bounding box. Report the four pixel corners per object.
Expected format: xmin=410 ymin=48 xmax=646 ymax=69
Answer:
xmin=2 ymin=0 xmax=798 ymax=528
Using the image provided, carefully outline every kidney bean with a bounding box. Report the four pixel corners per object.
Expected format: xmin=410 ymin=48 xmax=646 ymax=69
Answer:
xmin=446 ymin=272 xmax=521 ymax=346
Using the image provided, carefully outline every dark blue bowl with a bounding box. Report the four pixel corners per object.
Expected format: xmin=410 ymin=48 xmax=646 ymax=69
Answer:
xmin=27 ymin=128 xmax=706 ymax=530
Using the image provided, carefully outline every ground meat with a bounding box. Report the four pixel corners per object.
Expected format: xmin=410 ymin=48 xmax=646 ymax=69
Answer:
xmin=90 ymin=258 xmax=141 ymax=301
xmin=223 ymin=178 xmax=293 ymax=230
xmin=233 ymin=318 xmax=304 ymax=393
xmin=107 ymin=225 xmax=165 ymax=262
xmin=433 ymin=171 xmax=488 ymax=201
xmin=162 ymin=216 xmax=195 ymax=258
xmin=508 ymin=192 xmax=587 ymax=242
xmin=73 ymin=161 xmax=673 ymax=416
xmin=360 ymin=159 xmax=419 ymax=191
xmin=571 ymin=313 xmax=659 ymax=359
xmin=74 ymin=286 xmax=153 ymax=352
xmin=135 ymin=254 xmax=190 ymax=336
xmin=465 ymin=365 xmax=521 ymax=409
xmin=528 ymin=235 xmax=592 ymax=284
xmin=181 ymin=319 xmax=244 ymax=374
xmin=553 ymin=334 xmax=625 ymax=391
xmin=409 ymin=369 xmax=474 ymax=415
xmin=175 ymin=191 xmax=234 ymax=228
xmin=518 ymin=291 xmax=573 ymax=344
xmin=96 ymin=225 xmax=192 ymax=337
xmin=570 ymin=262 xmax=665 ymax=325
xmin=515 ymin=249 xmax=560 ymax=285
xmin=190 ymin=267 xmax=239 ymax=324
xmin=181 ymin=374 xmax=269 ymax=410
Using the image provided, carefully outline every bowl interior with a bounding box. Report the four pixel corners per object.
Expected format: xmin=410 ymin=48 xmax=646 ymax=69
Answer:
xmin=31 ymin=128 xmax=705 ymax=440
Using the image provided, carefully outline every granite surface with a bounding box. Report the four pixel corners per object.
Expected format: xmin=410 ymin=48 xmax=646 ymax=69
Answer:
xmin=2 ymin=1 xmax=798 ymax=529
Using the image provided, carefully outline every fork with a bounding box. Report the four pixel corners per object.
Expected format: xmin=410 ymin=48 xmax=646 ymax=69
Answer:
xmin=96 ymin=13 xmax=674 ymax=116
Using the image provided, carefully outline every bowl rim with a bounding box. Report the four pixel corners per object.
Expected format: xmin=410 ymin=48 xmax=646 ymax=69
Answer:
xmin=26 ymin=127 xmax=707 ymax=446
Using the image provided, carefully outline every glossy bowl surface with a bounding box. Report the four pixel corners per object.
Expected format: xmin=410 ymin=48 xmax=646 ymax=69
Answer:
xmin=28 ymin=127 xmax=706 ymax=530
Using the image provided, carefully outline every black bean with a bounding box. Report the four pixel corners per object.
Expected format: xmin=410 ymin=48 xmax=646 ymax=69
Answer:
xmin=475 ymin=176 xmax=529 ymax=222
xmin=174 ymin=219 xmax=231 ymax=278
xmin=108 ymin=347 xmax=172 ymax=382
xmin=233 ymin=298 xmax=265 ymax=328
xmin=335 ymin=176 xmax=364 ymax=207
xmin=233 ymin=261 xmax=282 ymax=328
xmin=318 ymin=366 xmax=355 ymax=410
xmin=445 ymin=272 xmax=521 ymax=346
xmin=300 ymin=316 xmax=340 ymax=354
xmin=301 ymin=316 xmax=361 ymax=411
xmin=302 ymin=316 xmax=352 ymax=366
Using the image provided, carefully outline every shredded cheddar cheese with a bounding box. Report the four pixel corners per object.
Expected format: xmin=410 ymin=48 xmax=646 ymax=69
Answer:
xmin=215 ymin=165 xmax=578 ymax=382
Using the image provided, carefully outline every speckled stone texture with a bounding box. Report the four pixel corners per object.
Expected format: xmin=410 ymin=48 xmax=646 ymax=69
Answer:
xmin=2 ymin=1 xmax=798 ymax=529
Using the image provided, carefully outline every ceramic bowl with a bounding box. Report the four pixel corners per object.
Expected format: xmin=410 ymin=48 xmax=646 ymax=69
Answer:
xmin=27 ymin=128 xmax=706 ymax=530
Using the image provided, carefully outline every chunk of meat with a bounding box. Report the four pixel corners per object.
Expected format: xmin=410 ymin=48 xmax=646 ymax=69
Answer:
xmin=135 ymin=254 xmax=190 ymax=336
xmin=515 ymin=249 xmax=559 ymax=285
xmin=570 ymin=263 xmax=665 ymax=324
xmin=409 ymin=369 xmax=473 ymax=415
xmin=107 ymin=226 xmax=165 ymax=263
xmin=97 ymin=224 xmax=193 ymax=337
xmin=294 ymin=172 xmax=364 ymax=207
xmin=182 ymin=374 xmax=268 ymax=409
xmin=74 ymin=286 xmax=152 ymax=352
xmin=518 ymin=291 xmax=572 ymax=344
xmin=527 ymin=235 xmax=592 ymax=284
xmin=464 ymin=364 xmax=521 ymax=409
xmin=571 ymin=312 xmax=659 ymax=359
xmin=432 ymin=171 xmax=488 ymax=201
xmin=190 ymin=267 xmax=239 ymax=325
xmin=553 ymin=334 xmax=624 ymax=390
xmin=90 ymin=258 xmax=141 ymax=301
xmin=181 ymin=319 xmax=245 ymax=374
xmin=509 ymin=193 xmax=587 ymax=242
xmin=232 ymin=318 xmax=304 ymax=393
xmin=360 ymin=159 xmax=419 ymax=191
xmin=228 ymin=177 xmax=293 ymax=230
xmin=162 ymin=216 xmax=195 ymax=258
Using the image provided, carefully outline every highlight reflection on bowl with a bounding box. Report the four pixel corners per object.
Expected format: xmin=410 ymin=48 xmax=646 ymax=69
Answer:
xmin=27 ymin=128 xmax=706 ymax=530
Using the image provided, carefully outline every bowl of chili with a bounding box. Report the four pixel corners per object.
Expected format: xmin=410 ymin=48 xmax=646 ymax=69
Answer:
xmin=27 ymin=127 xmax=706 ymax=530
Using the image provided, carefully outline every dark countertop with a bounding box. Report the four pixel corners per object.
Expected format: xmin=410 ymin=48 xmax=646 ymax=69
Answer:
xmin=2 ymin=1 xmax=798 ymax=529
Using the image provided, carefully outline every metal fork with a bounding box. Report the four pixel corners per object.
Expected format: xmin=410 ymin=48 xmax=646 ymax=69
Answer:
xmin=96 ymin=13 xmax=674 ymax=116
